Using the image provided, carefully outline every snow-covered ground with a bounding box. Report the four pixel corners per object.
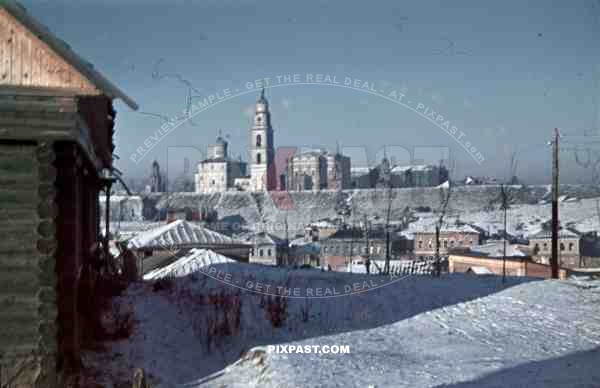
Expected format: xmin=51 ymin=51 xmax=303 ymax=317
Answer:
xmin=82 ymin=264 xmax=600 ymax=388
xmin=106 ymin=196 xmax=600 ymax=245
xmin=409 ymin=197 xmax=600 ymax=238
xmin=208 ymin=279 xmax=600 ymax=388
xmin=129 ymin=185 xmax=600 ymax=238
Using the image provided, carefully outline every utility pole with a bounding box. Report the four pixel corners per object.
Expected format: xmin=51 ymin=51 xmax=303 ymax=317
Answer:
xmin=551 ymin=128 xmax=560 ymax=279
xmin=501 ymin=184 xmax=508 ymax=284
xmin=364 ymin=215 xmax=370 ymax=274
xmin=349 ymin=221 xmax=354 ymax=273
xmin=283 ymin=212 xmax=289 ymax=266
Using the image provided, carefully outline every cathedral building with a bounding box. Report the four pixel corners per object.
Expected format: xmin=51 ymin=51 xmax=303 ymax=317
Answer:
xmin=287 ymin=149 xmax=351 ymax=191
xmin=194 ymin=134 xmax=246 ymax=193
xmin=194 ymin=89 xmax=351 ymax=193
xmin=248 ymin=88 xmax=276 ymax=191
xmin=195 ymin=89 xmax=275 ymax=193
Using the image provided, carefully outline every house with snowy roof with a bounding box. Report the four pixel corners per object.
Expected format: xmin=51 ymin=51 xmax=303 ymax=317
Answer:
xmin=304 ymin=218 xmax=340 ymax=242
xmin=239 ymin=231 xmax=288 ymax=266
xmin=287 ymin=238 xmax=321 ymax=267
xmin=528 ymin=226 xmax=581 ymax=269
xmin=448 ymin=241 xmax=569 ymax=279
xmin=126 ymin=220 xmax=251 ymax=271
xmin=414 ymin=224 xmax=481 ymax=258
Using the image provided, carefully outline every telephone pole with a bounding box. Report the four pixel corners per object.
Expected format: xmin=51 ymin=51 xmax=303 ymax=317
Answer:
xmin=551 ymin=128 xmax=560 ymax=279
xmin=501 ymin=184 xmax=508 ymax=284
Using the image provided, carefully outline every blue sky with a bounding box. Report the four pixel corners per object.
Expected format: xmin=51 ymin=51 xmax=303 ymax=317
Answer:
xmin=20 ymin=0 xmax=600 ymax=183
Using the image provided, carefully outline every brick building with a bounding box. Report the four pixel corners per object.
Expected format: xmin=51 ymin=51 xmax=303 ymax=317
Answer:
xmin=414 ymin=225 xmax=481 ymax=258
xmin=448 ymin=252 xmax=568 ymax=279
xmin=528 ymin=227 xmax=581 ymax=269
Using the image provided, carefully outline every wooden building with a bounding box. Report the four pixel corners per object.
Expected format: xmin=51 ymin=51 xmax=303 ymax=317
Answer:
xmin=0 ymin=1 xmax=137 ymax=386
xmin=126 ymin=220 xmax=251 ymax=276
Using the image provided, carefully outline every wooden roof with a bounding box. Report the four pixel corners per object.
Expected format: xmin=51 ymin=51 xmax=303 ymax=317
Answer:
xmin=0 ymin=0 xmax=137 ymax=110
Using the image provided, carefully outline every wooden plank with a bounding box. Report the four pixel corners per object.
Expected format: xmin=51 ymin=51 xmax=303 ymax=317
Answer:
xmin=0 ymin=98 xmax=77 ymax=113
xmin=10 ymin=16 xmax=19 ymax=84
xmin=0 ymin=269 xmax=40 ymax=294
xmin=0 ymin=9 xmax=99 ymax=93
xmin=0 ymin=113 xmax=77 ymax=128
xmin=22 ymin=31 xmax=31 ymax=86
xmin=0 ymin=11 xmax=7 ymax=83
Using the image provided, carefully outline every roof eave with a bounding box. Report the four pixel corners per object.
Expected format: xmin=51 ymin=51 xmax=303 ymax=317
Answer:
xmin=1 ymin=0 xmax=138 ymax=110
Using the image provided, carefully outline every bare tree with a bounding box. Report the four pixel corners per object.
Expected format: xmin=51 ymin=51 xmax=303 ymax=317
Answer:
xmin=500 ymin=184 xmax=510 ymax=283
xmin=384 ymin=178 xmax=394 ymax=275
xmin=486 ymin=151 xmax=520 ymax=282
xmin=364 ymin=215 xmax=371 ymax=274
xmin=508 ymin=151 xmax=520 ymax=185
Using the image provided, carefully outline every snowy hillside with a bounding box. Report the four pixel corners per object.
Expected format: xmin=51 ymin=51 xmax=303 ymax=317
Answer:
xmin=111 ymin=196 xmax=600 ymax=243
xmin=81 ymin=264 xmax=600 ymax=388
xmin=138 ymin=186 xmax=600 ymax=238
xmin=206 ymin=279 xmax=600 ymax=388
xmin=414 ymin=197 xmax=600 ymax=238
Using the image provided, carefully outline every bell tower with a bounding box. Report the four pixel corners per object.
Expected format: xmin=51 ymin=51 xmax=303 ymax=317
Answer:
xmin=249 ymin=88 xmax=275 ymax=191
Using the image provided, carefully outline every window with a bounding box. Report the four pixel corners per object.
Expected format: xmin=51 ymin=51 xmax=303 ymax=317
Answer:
xmin=256 ymin=134 xmax=262 ymax=146
xmin=211 ymin=179 xmax=215 ymax=185
xmin=569 ymin=242 xmax=574 ymax=251
xmin=418 ymin=240 xmax=423 ymax=248
xmin=257 ymin=152 xmax=261 ymax=164
xmin=543 ymin=242 xmax=548 ymax=251
xmin=268 ymin=249 xmax=272 ymax=256
xmin=560 ymin=243 xmax=565 ymax=251
xmin=443 ymin=240 xmax=448 ymax=248
xmin=259 ymin=249 xmax=264 ymax=256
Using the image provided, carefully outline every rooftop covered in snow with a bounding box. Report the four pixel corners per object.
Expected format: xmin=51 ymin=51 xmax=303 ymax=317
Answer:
xmin=468 ymin=242 xmax=529 ymax=258
xmin=127 ymin=220 xmax=248 ymax=250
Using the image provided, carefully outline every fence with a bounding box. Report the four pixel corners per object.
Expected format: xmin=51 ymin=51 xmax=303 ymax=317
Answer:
xmin=349 ymin=259 xmax=437 ymax=275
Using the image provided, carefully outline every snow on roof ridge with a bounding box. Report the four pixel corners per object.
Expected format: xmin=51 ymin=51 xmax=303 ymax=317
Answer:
xmin=143 ymin=248 xmax=235 ymax=280
xmin=127 ymin=220 xmax=243 ymax=249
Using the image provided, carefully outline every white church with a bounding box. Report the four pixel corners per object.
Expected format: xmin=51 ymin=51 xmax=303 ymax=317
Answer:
xmin=194 ymin=88 xmax=277 ymax=193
